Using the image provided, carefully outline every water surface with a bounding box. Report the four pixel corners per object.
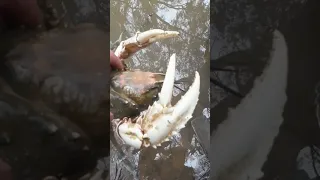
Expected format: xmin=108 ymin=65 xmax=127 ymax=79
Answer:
xmin=110 ymin=1 xmax=210 ymax=179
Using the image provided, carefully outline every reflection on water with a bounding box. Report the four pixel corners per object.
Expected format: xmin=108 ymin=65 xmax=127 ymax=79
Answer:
xmin=110 ymin=0 xmax=210 ymax=179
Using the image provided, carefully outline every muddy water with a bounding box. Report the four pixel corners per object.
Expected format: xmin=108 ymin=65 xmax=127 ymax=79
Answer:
xmin=110 ymin=1 xmax=210 ymax=179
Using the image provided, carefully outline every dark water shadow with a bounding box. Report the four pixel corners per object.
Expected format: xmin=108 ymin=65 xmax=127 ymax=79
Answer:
xmin=0 ymin=0 xmax=112 ymax=179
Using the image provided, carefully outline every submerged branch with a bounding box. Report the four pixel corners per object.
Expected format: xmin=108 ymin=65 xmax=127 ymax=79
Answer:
xmin=155 ymin=0 xmax=187 ymax=10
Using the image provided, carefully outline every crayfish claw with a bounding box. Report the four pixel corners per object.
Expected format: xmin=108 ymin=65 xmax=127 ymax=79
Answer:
xmin=113 ymin=29 xmax=201 ymax=150
xmin=114 ymin=29 xmax=179 ymax=60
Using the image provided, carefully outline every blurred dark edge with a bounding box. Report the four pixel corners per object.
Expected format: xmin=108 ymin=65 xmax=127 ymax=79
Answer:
xmin=210 ymin=0 xmax=320 ymax=180
xmin=0 ymin=0 xmax=111 ymax=179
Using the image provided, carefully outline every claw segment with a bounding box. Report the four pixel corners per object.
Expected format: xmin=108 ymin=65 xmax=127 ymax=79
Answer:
xmin=135 ymin=29 xmax=180 ymax=44
xmin=114 ymin=29 xmax=179 ymax=60
xmin=158 ymin=54 xmax=176 ymax=107
xmin=117 ymin=118 xmax=143 ymax=149
xmin=172 ymin=71 xmax=200 ymax=127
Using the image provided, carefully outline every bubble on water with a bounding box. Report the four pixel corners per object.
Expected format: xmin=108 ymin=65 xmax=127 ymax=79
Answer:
xmin=202 ymin=108 xmax=210 ymax=118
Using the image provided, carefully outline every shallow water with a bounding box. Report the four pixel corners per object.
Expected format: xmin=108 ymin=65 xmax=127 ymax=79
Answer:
xmin=110 ymin=1 xmax=210 ymax=179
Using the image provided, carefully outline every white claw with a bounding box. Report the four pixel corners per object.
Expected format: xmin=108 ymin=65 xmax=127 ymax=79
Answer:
xmin=158 ymin=54 xmax=176 ymax=107
xmin=117 ymin=122 xmax=143 ymax=149
xmin=144 ymin=71 xmax=201 ymax=146
xmin=114 ymin=29 xmax=179 ymax=60
xmin=172 ymin=71 xmax=200 ymax=128
xmin=137 ymin=29 xmax=179 ymax=44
